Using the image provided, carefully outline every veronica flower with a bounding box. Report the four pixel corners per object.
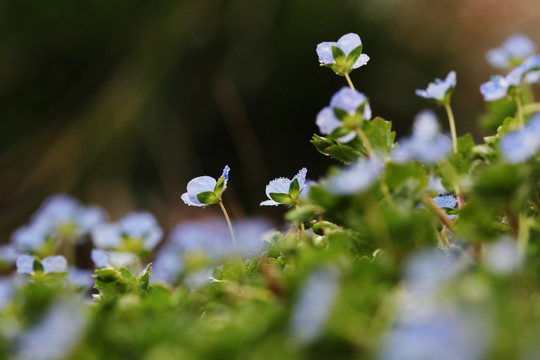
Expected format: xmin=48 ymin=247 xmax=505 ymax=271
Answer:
xmin=486 ymin=33 xmax=536 ymax=69
xmin=65 ymin=267 xmax=94 ymax=290
xmin=289 ymin=267 xmax=340 ymax=345
xmin=316 ymin=33 xmax=369 ymax=75
xmin=181 ymin=165 xmax=230 ymax=207
xmin=325 ymin=159 xmax=379 ymax=195
xmin=11 ymin=194 xmax=106 ymax=254
xmin=499 ymin=112 xmax=540 ymax=163
xmin=482 ymin=237 xmax=523 ymax=275
xmin=479 ymin=75 xmax=510 ymax=102
xmin=16 ymin=298 xmax=88 ymax=360
xmin=316 ymin=87 xmax=371 ymax=143
xmin=0 ymin=278 xmax=13 ymax=312
xmin=152 ymin=218 xmax=272 ymax=284
xmin=391 ymin=111 xmax=452 ymax=165
xmin=415 ymin=71 xmax=456 ymax=103
xmin=92 ymin=212 xmax=163 ymax=254
xmin=261 ymin=168 xmax=308 ymax=206
xmin=16 ymin=254 xmax=68 ymax=276
xmin=90 ymin=248 xmax=137 ymax=268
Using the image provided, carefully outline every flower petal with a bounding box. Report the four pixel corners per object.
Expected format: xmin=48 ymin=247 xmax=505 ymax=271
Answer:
xmin=352 ymin=53 xmax=370 ymax=69
xmin=42 ymin=255 xmax=68 ymax=274
xmin=336 ymin=33 xmax=362 ymax=55
xmin=265 ymin=178 xmax=291 ymax=198
xmin=316 ymin=107 xmax=341 ymax=135
xmin=316 ymin=42 xmax=337 ymax=65
xmin=186 ymin=176 xmax=217 ymax=204
xmin=16 ymin=254 xmax=35 ymax=275
xmin=330 ymin=87 xmax=368 ymax=114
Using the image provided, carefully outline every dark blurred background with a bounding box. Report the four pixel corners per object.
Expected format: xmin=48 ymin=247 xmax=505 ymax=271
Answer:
xmin=1 ymin=0 xmax=539 ymax=240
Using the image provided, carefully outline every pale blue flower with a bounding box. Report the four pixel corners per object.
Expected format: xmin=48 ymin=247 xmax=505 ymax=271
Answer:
xmin=16 ymin=254 xmax=67 ymax=275
xmin=16 ymin=298 xmax=88 ymax=360
xmin=326 ymin=159 xmax=379 ymax=195
xmin=90 ymin=248 xmax=137 ymax=268
xmin=66 ymin=267 xmax=94 ymax=290
xmin=289 ymin=267 xmax=340 ymax=345
xmin=486 ymin=34 xmax=536 ymax=69
xmin=152 ymin=217 xmax=272 ymax=284
xmin=415 ymin=71 xmax=456 ymax=102
xmin=482 ymin=237 xmax=522 ymax=275
xmin=91 ymin=212 xmax=163 ymax=252
xmin=261 ymin=168 xmax=308 ymax=206
xmin=11 ymin=220 xmax=52 ymax=253
xmin=181 ymin=165 xmax=230 ymax=207
xmin=433 ymin=195 xmax=457 ymax=209
xmin=0 ymin=244 xmax=19 ymax=266
xmin=0 ymin=278 xmax=13 ymax=312
xmin=499 ymin=113 xmax=540 ymax=163
xmin=316 ymin=87 xmax=371 ymax=142
xmin=479 ymin=75 xmax=509 ymax=101
xmin=391 ymin=111 xmax=452 ymax=165
xmin=426 ymin=175 xmax=447 ymax=194
xmin=316 ymin=33 xmax=370 ymax=69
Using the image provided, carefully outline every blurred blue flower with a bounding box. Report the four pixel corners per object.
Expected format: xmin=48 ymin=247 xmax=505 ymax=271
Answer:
xmin=499 ymin=113 xmax=540 ymax=163
xmin=16 ymin=254 xmax=67 ymax=275
xmin=0 ymin=244 xmax=19 ymax=266
xmin=482 ymin=237 xmax=523 ymax=275
xmin=316 ymin=87 xmax=371 ymax=143
xmin=65 ymin=267 xmax=94 ymax=290
xmin=16 ymin=298 xmax=88 ymax=360
xmin=391 ymin=111 xmax=452 ymax=165
xmin=426 ymin=174 xmax=447 ymax=194
xmin=90 ymin=248 xmax=137 ymax=268
xmin=261 ymin=168 xmax=307 ymax=206
xmin=181 ymin=165 xmax=230 ymax=207
xmin=92 ymin=212 xmax=163 ymax=253
xmin=325 ymin=159 xmax=379 ymax=195
xmin=0 ymin=277 xmax=13 ymax=312
xmin=11 ymin=194 xmax=106 ymax=254
xmin=289 ymin=267 xmax=340 ymax=345
xmin=152 ymin=217 xmax=272 ymax=284
xmin=316 ymin=33 xmax=369 ymax=69
xmin=479 ymin=75 xmax=509 ymax=101
xmin=486 ymin=34 xmax=536 ymax=69
xmin=415 ymin=71 xmax=456 ymax=103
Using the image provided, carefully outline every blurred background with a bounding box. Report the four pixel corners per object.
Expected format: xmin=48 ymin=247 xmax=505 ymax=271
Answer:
xmin=1 ymin=0 xmax=540 ymax=240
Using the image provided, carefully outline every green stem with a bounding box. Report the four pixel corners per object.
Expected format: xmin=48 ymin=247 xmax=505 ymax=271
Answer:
xmin=355 ymin=126 xmax=373 ymax=156
xmin=219 ymin=200 xmax=238 ymax=249
xmin=517 ymin=213 xmax=530 ymax=254
xmin=523 ymin=102 xmax=540 ymax=115
xmin=515 ymin=93 xmax=524 ymax=126
xmin=443 ymin=102 xmax=458 ymax=154
xmin=344 ymin=73 xmax=355 ymax=90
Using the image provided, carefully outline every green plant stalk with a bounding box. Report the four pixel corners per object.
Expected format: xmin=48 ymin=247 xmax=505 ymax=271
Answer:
xmin=515 ymin=93 xmax=524 ymax=126
xmin=518 ymin=212 xmax=530 ymax=254
xmin=219 ymin=200 xmax=238 ymax=249
xmin=443 ymin=102 xmax=458 ymax=154
xmin=355 ymin=126 xmax=374 ymax=156
xmin=344 ymin=72 xmax=355 ymax=90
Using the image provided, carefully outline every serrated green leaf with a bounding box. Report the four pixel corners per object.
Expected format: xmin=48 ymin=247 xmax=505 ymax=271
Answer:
xmin=119 ymin=267 xmax=135 ymax=283
xmin=197 ymin=191 xmax=219 ymax=205
xmin=269 ymin=192 xmax=295 ymax=205
xmin=457 ymin=134 xmax=475 ymax=159
xmin=137 ymin=263 xmax=152 ymax=291
xmin=322 ymin=144 xmax=362 ymax=164
xmin=311 ymin=134 xmax=334 ymax=152
xmin=364 ymin=117 xmax=395 ymax=155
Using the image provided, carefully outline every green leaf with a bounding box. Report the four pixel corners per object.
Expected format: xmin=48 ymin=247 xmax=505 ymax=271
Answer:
xmin=119 ymin=267 xmax=135 ymax=283
xmin=197 ymin=191 xmax=219 ymax=205
xmin=323 ymin=144 xmax=362 ymax=164
xmin=285 ymin=205 xmax=319 ymax=224
xmin=346 ymin=45 xmax=363 ymax=65
xmin=269 ymin=193 xmax=295 ymax=205
xmin=137 ymin=263 xmax=152 ymax=292
xmin=331 ymin=46 xmax=346 ymax=62
xmin=289 ymin=178 xmax=300 ymax=199
xmin=94 ymin=268 xmax=120 ymax=282
xmin=384 ymin=162 xmax=427 ymax=193
xmin=457 ymin=134 xmax=475 ymax=159
xmin=364 ymin=117 xmax=395 ymax=155
xmin=333 ymin=107 xmax=348 ymax=121
xmin=214 ymin=175 xmax=226 ymax=198
xmin=311 ymin=134 xmax=334 ymax=152
xmin=222 ymin=260 xmax=246 ymax=282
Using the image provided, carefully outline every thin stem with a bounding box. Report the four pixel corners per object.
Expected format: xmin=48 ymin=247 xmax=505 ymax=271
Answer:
xmin=523 ymin=102 xmax=540 ymax=115
xmin=515 ymin=93 xmax=524 ymax=127
xmin=219 ymin=200 xmax=238 ymax=249
xmin=380 ymin=182 xmax=394 ymax=206
xmin=295 ymin=203 xmax=306 ymax=237
xmin=517 ymin=213 xmax=530 ymax=254
xmin=344 ymin=73 xmax=355 ymax=90
xmin=423 ymin=193 xmax=455 ymax=231
xmin=355 ymin=126 xmax=373 ymax=156
xmin=443 ymin=102 xmax=458 ymax=154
